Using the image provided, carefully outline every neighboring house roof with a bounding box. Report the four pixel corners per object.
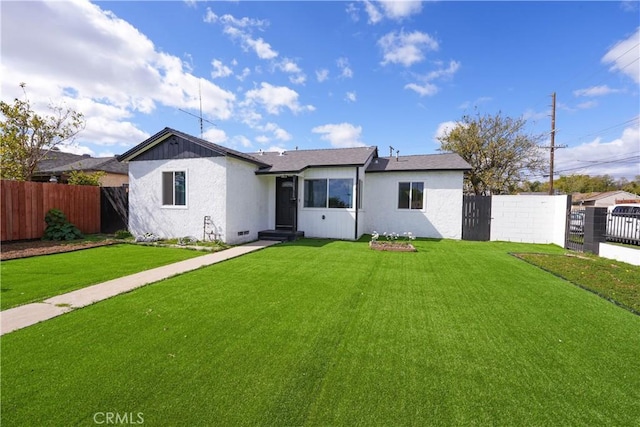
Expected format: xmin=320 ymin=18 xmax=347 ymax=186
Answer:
xmin=36 ymin=150 xmax=86 ymax=172
xmin=583 ymin=190 xmax=639 ymax=202
xmin=366 ymin=153 xmax=471 ymax=173
xmin=253 ymin=146 xmax=378 ymax=174
xmin=572 ymin=190 xmax=640 ymax=204
xmin=117 ymin=127 xmax=270 ymax=167
xmin=40 ymin=157 xmax=128 ymax=175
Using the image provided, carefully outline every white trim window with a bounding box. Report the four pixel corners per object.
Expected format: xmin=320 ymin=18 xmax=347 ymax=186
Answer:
xmin=162 ymin=171 xmax=186 ymax=206
xmin=398 ymin=181 xmax=424 ymax=210
xmin=304 ymin=178 xmax=353 ymax=209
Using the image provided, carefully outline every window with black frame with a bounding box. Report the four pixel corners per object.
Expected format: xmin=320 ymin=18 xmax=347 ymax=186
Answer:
xmin=398 ymin=182 xmax=424 ymax=210
xmin=304 ymin=178 xmax=353 ymax=208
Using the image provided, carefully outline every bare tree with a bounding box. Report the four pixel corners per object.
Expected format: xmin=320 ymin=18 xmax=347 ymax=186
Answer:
xmin=438 ymin=111 xmax=545 ymax=195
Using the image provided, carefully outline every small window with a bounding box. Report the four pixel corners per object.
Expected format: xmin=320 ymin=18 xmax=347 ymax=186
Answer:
xmin=162 ymin=171 xmax=186 ymax=206
xmin=303 ymin=178 xmax=353 ymax=209
xmin=398 ymin=182 xmax=424 ymax=210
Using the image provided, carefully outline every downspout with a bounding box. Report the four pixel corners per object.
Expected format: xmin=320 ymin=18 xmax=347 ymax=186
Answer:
xmin=354 ymin=166 xmax=359 ymax=240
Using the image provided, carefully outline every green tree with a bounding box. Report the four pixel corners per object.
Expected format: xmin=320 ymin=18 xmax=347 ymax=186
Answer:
xmin=438 ymin=111 xmax=545 ymax=195
xmin=67 ymin=170 xmax=105 ymax=186
xmin=0 ymin=84 xmax=85 ymax=181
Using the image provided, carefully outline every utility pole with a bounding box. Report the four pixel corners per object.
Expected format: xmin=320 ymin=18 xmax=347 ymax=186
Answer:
xmin=549 ymin=92 xmax=556 ymax=195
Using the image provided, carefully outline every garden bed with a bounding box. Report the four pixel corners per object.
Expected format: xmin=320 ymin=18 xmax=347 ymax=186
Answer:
xmin=0 ymin=239 xmax=115 ymax=261
xmin=369 ymin=241 xmax=416 ymax=252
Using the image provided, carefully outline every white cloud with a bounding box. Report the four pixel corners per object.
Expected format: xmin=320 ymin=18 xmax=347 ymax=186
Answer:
xmin=345 ymin=91 xmax=357 ymax=102
xmin=433 ymin=121 xmax=460 ymax=143
xmin=1 ymin=0 xmax=234 ymax=153
xmin=312 ymin=123 xmax=365 ymax=148
xmin=206 ymin=7 xmax=278 ymax=60
xmin=204 ymin=8 xmax=268 ymax=29
xmin=362 ymin=0 xmax=423 ymax=24
xmin=602 ymin=27 xmax=640 ymax=84
xmin=237 ymin=67 xmax=251 ymax=81
xmin=211 ymin=59 xmax=233 ymax=78
xmin=276 ymin=59 xmax=306 ymax=85
xmin=60 ymin=144 xmax=95 ymax=156
xmin=405 ymin=82 xmax=438 ymax=97
xmin=243 ymin=82 xmax=314 ymax=115
xmin=260 ymin=122 xmax=292 ymax=141
xmin=255 ymin=135 xmax=270 ymax=144
xmin=363 ymin=1 xmax=384 ymax=24
xmin=378 ymin=0 xmax=423 ymax=20
xmin=316 ymin=69 xmax=329 ymax=82
xmin=202 ymin=127 xmax=228 ymax=144
xmin=244 ymin=36 xmax=279 ymax=60
xmin=405 ymin=60 xmax=460 ymax=97
xmin=555 ymin=122 xmax=640 ymax=178
xmin=337 ymin=57 xmax=353 ymax=78
xmin=573 ymin=85 xmax=620 ymax=97
xmin=346 ymin=3 xmax=360 ymax=22
xmin=378 ymin=30 xmax=438 ymax=67
xmin=576 ymin=100 xmax=598 ymax=110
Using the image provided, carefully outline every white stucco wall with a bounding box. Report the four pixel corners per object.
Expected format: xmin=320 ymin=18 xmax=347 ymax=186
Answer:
xmin=225 ymin=157 xmax=270 ymax=244
xmin=298 ymin=167 xmax=358 ymax=240
xmin=128 ymin=157 xmax=227 ymax=240
xmin=363 ymin=171 xmax=464 ymax=239
xmin=599 ymin=243 xmax=640 ymax=266
xmin=490 ymin=195 xmax=568 ymax=246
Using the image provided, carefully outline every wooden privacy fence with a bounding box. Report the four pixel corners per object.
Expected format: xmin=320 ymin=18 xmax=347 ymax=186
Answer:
xmin=1 ymin=180 xmax=100 ymax=241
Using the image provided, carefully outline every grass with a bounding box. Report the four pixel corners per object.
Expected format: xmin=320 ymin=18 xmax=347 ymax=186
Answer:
xmin=517 ymin=251 xmax=640 ymax=314
xmin=0 ymin=244 xmax=205 ymax=310
xmin=2 ymin=239 xmax=639 ymax=426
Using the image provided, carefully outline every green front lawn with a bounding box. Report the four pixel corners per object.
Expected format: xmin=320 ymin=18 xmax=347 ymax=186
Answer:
xmin=0 ymin=244 xmax=205 ymax=310
xmin=2 ymin=239 xmax=639 ymax=426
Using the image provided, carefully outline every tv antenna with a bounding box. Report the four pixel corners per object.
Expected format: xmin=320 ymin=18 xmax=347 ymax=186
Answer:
xmin=179 ymin=81 xmax=216 ymax=138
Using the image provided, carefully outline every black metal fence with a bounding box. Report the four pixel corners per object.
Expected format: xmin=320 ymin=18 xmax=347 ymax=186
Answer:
xmin=566 ymin=206 xmax=640 ymax=253
xmin=606 ymin=206 xmax=640 ymax=246
xmin=566 ymin=208 xmax=585 ymax=252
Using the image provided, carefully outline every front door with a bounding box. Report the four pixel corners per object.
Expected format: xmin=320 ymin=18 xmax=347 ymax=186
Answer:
xmin=276 ymin=176 xmax=296 ymax=230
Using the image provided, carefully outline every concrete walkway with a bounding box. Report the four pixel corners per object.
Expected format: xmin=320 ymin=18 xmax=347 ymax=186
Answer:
xmin=0 ymin=240 xmax=280 ymax=336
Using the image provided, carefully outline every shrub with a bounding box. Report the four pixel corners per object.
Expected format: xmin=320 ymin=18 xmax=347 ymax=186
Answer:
xmin=114 ymin=229 xmax=133 ymax=239
xmin=42 ymin=209 xmax=83 ymax=241
xmin=67 ymin=170 xmax=105 ymax=186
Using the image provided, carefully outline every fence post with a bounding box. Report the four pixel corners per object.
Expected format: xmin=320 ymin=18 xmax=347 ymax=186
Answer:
xmin=583 ymin=207 xmax=607 ymax=255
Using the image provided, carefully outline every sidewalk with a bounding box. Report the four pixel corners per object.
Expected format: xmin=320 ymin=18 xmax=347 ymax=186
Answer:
xmin=0 ymin=240 xmax=280 ymax=336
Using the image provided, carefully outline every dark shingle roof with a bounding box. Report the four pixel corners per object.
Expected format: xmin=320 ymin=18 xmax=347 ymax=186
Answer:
xmin=253 ymin=146 xmax=378 ymax=174
xmin=43 ymin=157 xmax=128 ymax=175
xmin=36 ymin=150 xmax=86 ymax=172
xmin=366 ymin=153 xmax=471 ymax=173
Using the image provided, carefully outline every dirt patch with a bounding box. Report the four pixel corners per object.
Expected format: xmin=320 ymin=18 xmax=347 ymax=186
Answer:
xmin=1 ymin=240 xmax=116 ymax=261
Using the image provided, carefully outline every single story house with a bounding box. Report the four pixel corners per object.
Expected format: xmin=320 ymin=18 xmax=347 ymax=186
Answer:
xmin=117 ymin=128 xmax=471 ymax=244
xmin=34 ymin=150 xmax=129 ymax=187
xmin=571 ymin=190 xmax=640 ymax=209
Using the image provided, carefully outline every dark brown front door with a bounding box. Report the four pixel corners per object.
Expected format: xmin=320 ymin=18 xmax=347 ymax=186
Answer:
xmin=276 ymin=177 xmax=296 ymax=230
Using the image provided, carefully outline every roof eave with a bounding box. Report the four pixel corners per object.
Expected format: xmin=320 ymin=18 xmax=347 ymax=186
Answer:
xmin=366 ymin=167 xmax=471 ymax=173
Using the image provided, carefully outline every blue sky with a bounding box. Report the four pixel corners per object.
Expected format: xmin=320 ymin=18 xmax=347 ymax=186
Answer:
xmin=2 ymin=0 xmax=639 ymax=179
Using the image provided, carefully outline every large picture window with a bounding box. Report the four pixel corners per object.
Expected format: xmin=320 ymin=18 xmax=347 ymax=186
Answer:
xmin=398 ymin=182 xmax=424 ymax=210
xmin=304 ymin=178 xmax=353 ymax=208
xmin=162 ymin=171 xmax=186 ymax=206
